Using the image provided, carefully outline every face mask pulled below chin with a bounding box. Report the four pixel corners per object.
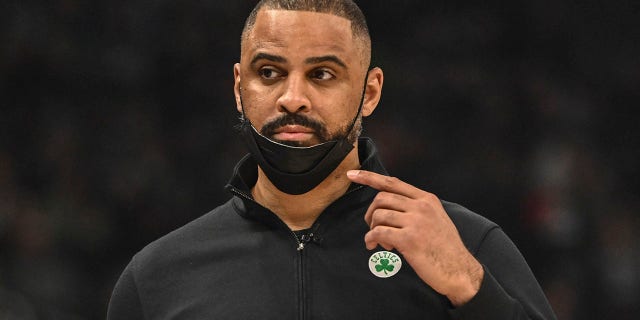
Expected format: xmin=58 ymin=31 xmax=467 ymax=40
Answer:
xmin=239 ymin=120 xmax=354 ymax=195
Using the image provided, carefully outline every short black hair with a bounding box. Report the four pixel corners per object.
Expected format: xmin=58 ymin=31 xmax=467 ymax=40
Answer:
xmin=241 ymin=0 xmax=371 ymax=64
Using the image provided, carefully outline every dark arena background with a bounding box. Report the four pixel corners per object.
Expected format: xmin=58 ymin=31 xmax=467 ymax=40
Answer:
xmin=1 ymin=1 xmax=638 ymax=319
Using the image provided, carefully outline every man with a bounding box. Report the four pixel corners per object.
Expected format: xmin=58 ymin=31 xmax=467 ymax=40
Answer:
xmin=108 ymin=1 xmax=556 ymax=319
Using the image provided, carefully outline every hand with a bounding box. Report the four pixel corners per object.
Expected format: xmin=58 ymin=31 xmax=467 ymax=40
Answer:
xmin=347 ymin=170 xmax=484 ymax=307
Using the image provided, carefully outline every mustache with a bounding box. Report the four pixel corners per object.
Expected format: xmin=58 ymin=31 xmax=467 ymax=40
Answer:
xmin=260 ymin=113 xmax=329 ymax=141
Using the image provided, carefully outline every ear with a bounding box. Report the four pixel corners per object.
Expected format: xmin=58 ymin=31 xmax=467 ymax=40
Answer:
xmin=233 ymin=63 xmax=243 ymax=113
xmin=361 ymin=67 xmax=384 ymax=117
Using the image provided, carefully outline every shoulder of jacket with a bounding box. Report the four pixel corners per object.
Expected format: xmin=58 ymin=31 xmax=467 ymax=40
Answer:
xmin=131 ymin=199 xmax=236 ymax=267
xmin=441 ymin=200 xmax=500 ymax=254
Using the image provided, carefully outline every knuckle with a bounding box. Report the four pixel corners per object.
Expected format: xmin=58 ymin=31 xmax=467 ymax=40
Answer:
xmin=369 ymin=211 xmax=380 ymax=226
xmin=367 ymin=227 xmax=379 ymax=239
xmin=416 ymin=200 xmax=433 ymax=212
xmin=423 ymin=191 xmax=439 ymax=202
xmin=373 ymin=208 xmax=389 ymax=222
xmin=373 ymin=192 xmax=389 ymax=205
xmin=371 ymin=225 xmax=389 ymax=237
xmin=383 ymin=176 xmax=399 ymax=187
xmin=418 ymin=192 xmax=440 ymax=206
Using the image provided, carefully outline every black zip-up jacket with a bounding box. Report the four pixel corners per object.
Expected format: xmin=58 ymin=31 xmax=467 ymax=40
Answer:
xmin=107 ymin=138 xmax=556 ymax=320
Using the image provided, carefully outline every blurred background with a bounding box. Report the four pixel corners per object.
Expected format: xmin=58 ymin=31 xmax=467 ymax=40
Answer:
xmin=1 ymin=0 xmax=638 ymax=319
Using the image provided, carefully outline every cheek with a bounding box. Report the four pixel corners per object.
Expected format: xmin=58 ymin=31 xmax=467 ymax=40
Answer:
xmin=242 ymin=105 xmax=268 ymax=131
xmin=240 ymin=87 xmax=275 ymax=125
xmin=322 ymin=100 xmax=360 ymax=133
xmin=334 ymin=91 xmax=362 ymax=118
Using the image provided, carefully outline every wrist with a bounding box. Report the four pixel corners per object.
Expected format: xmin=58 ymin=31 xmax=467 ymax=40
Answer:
xmin=446 ymin=260 xmax=484 ymax=307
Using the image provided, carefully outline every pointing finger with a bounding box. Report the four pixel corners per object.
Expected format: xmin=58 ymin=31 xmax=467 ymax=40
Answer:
xmin=347 ymin=170 xmax=423 ymax=199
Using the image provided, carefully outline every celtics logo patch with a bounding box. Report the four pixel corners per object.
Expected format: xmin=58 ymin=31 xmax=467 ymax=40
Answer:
xmin=368 ymin=251 xmax=402 ymax=278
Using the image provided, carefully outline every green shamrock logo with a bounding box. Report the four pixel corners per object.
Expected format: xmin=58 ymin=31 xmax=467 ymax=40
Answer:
xmin=375 ymin=258 xmax=395 ymax=275
xmin=369 ymin=251 xmax=402 ymax=278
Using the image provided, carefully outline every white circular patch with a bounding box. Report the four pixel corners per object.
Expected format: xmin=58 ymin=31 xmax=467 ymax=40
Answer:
xmin=368 ymin=251 xmax=402 ymax=278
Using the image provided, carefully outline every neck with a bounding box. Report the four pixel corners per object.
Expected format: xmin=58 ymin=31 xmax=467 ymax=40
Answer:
xmin=251 ymin=146 xmax=360 ymax=231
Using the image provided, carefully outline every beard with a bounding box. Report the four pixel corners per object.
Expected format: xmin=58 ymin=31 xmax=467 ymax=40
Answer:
xmin=254 ymin=112 xmax=362 ymax=147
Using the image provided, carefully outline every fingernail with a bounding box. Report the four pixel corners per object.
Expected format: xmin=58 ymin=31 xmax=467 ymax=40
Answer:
xmin=347 ymin=170 xmax=360 ymax=177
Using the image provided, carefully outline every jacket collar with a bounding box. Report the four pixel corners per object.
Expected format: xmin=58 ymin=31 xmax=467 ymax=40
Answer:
xmin=224 ymin=137 xmax=388 ymax=228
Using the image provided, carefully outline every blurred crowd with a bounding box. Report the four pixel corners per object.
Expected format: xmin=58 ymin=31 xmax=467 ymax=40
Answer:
xmin=1 ymin=1 xmax=638 ymax=319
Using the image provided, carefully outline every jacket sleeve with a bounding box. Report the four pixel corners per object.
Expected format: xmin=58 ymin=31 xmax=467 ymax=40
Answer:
xmin=448 ymin=227 xmax=557 ymax=320
xmin=107 ymin=258 xmax=146 ymax=320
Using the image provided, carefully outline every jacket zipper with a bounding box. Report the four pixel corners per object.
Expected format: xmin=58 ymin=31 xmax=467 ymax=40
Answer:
xmin=229 ymin=184 xmax=364 ymax=320
xmin=229 ymin=187 xmax=308 ymax=319
xmin=297 ymin=246 xmax=306 ymax=320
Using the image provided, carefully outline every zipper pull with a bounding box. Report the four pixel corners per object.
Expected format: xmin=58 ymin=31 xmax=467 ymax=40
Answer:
xmin=295 ymin=232 xmax=323 ymax=251
xmin=297 ymin=233 xmax=316 ymax=251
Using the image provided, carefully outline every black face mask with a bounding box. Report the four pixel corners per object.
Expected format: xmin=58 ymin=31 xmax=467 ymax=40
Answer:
xmin=239 ymin=121 xmax=355 ymax=194
xmin=238 ymin=80 xmax=366 ymax=195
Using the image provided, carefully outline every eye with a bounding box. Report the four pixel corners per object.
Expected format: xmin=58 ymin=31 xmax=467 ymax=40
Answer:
xmin=310 ymin=69 xmax=335 ymax=81
xmin=258 ymin=67 xmax=283 ymax=80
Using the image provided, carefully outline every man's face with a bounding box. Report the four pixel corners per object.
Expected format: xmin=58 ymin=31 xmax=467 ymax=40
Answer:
xmin=234 ymin=9 xmax=374 ymax=147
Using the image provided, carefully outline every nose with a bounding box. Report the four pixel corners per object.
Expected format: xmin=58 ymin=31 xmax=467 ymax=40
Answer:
xmin=276 ymin=73 xmax=311 ymax=114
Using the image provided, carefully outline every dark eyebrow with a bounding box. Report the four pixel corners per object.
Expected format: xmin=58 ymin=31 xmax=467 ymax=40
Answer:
xmin=250 ymin=52 xmax=287 ymax=68
xmin=305 ymin=55 xmax=347 ymax=69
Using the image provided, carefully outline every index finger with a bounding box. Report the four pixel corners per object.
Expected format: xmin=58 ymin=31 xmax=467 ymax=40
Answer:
xmin=346 ymin=170 xmax=423 ymax=199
